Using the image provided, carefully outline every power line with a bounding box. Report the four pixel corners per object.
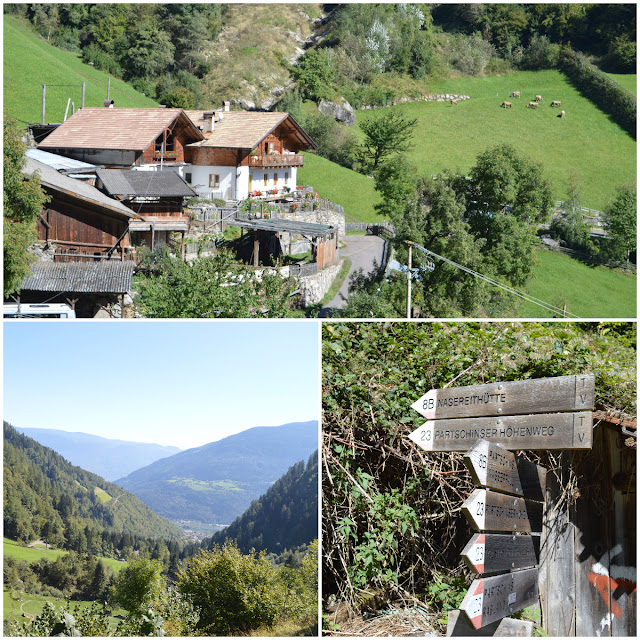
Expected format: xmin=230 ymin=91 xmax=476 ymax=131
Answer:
xmin=406 ymin=241 xmax=579 ymax=318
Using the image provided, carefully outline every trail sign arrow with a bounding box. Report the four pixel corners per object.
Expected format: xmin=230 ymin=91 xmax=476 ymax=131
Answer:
xmin=461 ymin=533 xmax=540 ymax=574
xmin=462 ymin=489 xmax=543 ymax=533
xmin=408 ymin=411 xmax=593 ymax=452
xmin=459 ymin=568 xmax=539 ymax=629
xmin=464 ymin=440 xmax=547 ymax=500
xmin=411 ymin=374 xmax=594 ymax=420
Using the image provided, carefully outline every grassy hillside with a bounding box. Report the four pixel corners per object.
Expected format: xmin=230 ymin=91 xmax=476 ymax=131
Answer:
xmin=4 ymin=590 xmax=126 ymax=630
xmin=353 ymin=70 xmax=635 ymax=211
xmin=298 ymin=152 xmax=381 ymax=222
xmin=3 ymin=538 xmax=127 ymax=573
xmin=519 ymin=249 xmax=636 ymax=318
xmin=3 ymin=15 xmax=157 ymax=127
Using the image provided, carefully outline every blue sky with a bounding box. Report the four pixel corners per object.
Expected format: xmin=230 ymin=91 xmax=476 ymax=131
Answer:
xmin=4 ymin=321 xmax=320 ymax=449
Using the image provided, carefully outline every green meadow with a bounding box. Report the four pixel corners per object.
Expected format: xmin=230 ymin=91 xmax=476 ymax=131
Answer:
xmin=354 ymin=70 xmax=635 ymax=211
xmin=3 ymin=538 xmax=127 ymax=573
xmin=3 ymin=15 xmax=157 ymax=126
xmin=4 ymin=590 xmax=127 ymax=629
xmin=519 ymin=249 xmax=636 ymax=318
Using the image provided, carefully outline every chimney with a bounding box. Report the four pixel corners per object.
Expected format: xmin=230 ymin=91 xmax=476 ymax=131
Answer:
xmin=223 ymin=101 xmax=230 ymax=112
xmin=104 ymin=99 xmax=114 ymax=108
xmin=203 ymin=110 xmax=215 ymax=132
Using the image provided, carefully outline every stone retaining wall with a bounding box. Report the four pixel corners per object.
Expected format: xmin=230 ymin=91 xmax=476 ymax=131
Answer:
xmin=298 ymin=260 xmax=343 ymax=306
xmin=361 ymin=94 xmax=470 ymax=110
xmin=280 ymin=209 xmax=346 ymax=238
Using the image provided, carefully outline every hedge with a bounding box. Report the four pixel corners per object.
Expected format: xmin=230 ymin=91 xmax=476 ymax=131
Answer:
xmin=559 ymin=47 xmax=636 ymax=139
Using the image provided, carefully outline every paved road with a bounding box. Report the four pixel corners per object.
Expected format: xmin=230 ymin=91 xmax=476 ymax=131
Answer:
xmin=319 ymin=235 xmax=387 ymax=316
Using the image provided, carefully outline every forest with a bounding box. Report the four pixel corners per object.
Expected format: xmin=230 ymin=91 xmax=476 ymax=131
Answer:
xmin=3 ymin=423 xmax=318 ymax=635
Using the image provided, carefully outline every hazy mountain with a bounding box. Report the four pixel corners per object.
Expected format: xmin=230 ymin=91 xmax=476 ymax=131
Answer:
xmin=4 ymin=422 xmax=183 ymax=546
xmin=13 ymin=426 xmax=181 ymax=481
xmin=207 ymin=451 xmax=318 ymax=555
xmin=116 ymin=421 xmax=318 ymax=524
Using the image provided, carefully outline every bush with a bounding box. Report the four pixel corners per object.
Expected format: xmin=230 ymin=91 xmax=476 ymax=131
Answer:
xmin=303 ymin=111 xmax=359 ymax=169
xmin=521 ymin=34 xmax=561 ymax=70
xmin=441 ymin=32 xmax=498 ymax=76
xmin=559 ymin=47 xmax=636 ymax=138
xmin=177 ymin=542 xmax=286 ymax=635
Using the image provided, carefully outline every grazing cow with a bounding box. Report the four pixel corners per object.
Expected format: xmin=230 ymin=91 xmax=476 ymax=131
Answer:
xmin=527 ymin=101 xmax=538 ymax=109
xmin=501 ymin=101 xmax=513 ymax=108
xmin=560 ymin=110 xmax=566 ymax=118
xmin=451 ymin=99 xmax=458 ymax=106
xmin=551 ymin=100 xmax=562 ymax=107
xmin=535 ymin=95 xmax=543 ymax=102
xmin=511 ymin=91 xmax=521 ymax=98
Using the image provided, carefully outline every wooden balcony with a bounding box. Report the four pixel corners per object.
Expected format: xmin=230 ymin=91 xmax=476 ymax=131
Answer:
xmin=153 ymin=150 xmax=181 ymax=161
xmin=249 ymin=154 xmax=304 ymax=168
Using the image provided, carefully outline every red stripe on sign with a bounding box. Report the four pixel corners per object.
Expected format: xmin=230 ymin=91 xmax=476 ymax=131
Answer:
xmin=477 ymin=534 xmax=485 ymax=544
xmin=475 ymin=563 xmax=485 ymax=573
xmin=470 ymin=614 xmax=483 ymax=630
xmin=473 ymin=579 xmax=484 ymax=596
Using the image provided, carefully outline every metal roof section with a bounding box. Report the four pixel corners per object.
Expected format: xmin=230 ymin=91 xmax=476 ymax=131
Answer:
xmin=23 ymin=157 xmax=142 ymax=220
xmin=37 ymin=108 xmax=204 ymax=151
xmin=21 ymin=261 xmax=136 ymax=294
xmin=25 ymin=148 xmax=98 ymax=172
xmin=187 ymin=111 xmax=317 ymax=150
xmin=229 ymin=218 xmax=336 ymax=237
xmin=96 ymin=169 xmax=198 ymax=198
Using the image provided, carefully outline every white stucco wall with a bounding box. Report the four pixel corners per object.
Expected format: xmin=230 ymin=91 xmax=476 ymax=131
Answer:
xmin=248 ymin=166 xmax=297 ymax=195
xmin=187 ymin=165 xmax=236 ymax=200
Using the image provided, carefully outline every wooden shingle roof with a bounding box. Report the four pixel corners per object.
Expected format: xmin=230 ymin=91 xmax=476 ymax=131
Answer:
xmin=187 ymin=111 xmax=316 ymax=150
xmin=38 ymin=108 xmax=204 ymax=152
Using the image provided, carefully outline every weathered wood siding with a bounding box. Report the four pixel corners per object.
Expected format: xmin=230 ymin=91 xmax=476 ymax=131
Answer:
xmin=316 ymin=235 xmax=337 ymax=270
xmin=38 ymin=197 xmax=130 ymax=257
xmin=539 ymin=423 xmax=636 ymax=636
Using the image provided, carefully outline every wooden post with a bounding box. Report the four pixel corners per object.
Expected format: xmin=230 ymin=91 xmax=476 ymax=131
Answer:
xmin=254 ymin=231 xmax=260 ymax=267
xmin=407 ymin=244 xmax=412 ymax=319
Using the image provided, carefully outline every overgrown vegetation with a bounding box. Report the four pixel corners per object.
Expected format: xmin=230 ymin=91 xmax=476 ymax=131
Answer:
xmin=322 ymin=322 xmax=636 ymax=631
xmin=133 ymin=248 xmax=300 ymax=318
xmin=3 ymin=112 xmax=48 ymax=297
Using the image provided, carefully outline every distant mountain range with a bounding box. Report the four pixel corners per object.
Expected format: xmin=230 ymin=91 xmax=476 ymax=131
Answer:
xmin=208 ymin=451 xmax=318 ymax=555
xmin=4 ymin=422 xmax=182 ymax=545
xmin=13 ymin=426 xmax=181 ymax=481
xmin=116 ymin=421 xmax=318 ymax=525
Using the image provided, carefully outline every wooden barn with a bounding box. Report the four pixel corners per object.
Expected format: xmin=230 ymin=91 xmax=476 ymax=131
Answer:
xmin=24 ymin=156 xmax=141 ymax=261
xmin=95 ymin=169 xmax=197 ymax=257
xmin=184 ymin=106 xmax=317 ymax=201
xmin=37 ymin=107 xmax=204 ymax=170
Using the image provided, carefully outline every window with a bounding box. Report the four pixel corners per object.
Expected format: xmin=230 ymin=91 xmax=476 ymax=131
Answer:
xmin=273 ymin=173 xmax=278 ymax=184
xmin=209 ymin=174 xmax=220 ymax=188
xmin=248 ymin=173 xmax=253 ymax=190
xmin=264 ymin=174 xmax=268 ymax=187
xmin=284 ymin=172 xmax=289 ymax=184
xmin=185 ymin=173 xmax=192 ymax=184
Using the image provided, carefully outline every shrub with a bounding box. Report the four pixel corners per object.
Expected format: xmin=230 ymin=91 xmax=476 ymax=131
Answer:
xmin=177 ymin=543 xmax=286 ymax=635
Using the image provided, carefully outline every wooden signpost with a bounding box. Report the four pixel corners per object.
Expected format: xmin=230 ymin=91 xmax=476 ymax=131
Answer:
xmin=461 ymin=533 xmax=540 ymax=574
xmin=408 ymin=411 xmax=593 ymax=451
xmin=459 ymin=568 xmax=540 ymax=629
xmin=411 ymin=374 xmax=594 ymax=420
xmin=462 ymin=489 xmax=543 ymax=533
xmin=408 ymin=374 xmax=595 ymax=635
xmin=464 ymin=440 xmax=547 ymax=500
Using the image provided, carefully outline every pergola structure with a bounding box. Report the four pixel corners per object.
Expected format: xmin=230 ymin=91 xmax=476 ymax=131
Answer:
xmin=228 ymin=218 xmax=338 ymax=269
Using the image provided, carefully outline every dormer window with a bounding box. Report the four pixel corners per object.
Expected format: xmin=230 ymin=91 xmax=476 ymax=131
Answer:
xmin=155 ymin=129 xmax=175 ymax=153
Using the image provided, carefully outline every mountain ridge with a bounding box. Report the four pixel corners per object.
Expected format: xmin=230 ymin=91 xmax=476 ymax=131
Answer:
xmin=13 ymin=426 xmax=181 ymax=481
xmin=116 ymin=420 xmax=318 ymax=524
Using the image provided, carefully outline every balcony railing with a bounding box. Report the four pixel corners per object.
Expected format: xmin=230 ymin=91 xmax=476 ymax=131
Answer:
xmin=153 ymin=150 xmax=181 ymax=161
xmin=249 ymin=154 xmax=304 ymax=167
